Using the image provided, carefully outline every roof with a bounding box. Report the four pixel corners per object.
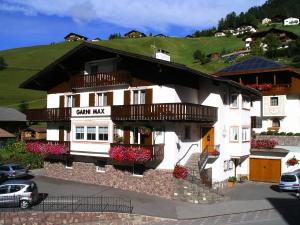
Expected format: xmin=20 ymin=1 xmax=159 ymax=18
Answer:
xmin=124 ymin=30 xmax=146 ymax=37
xmin=64 ymin=32 xmax=88 ymax=40
xmin=0 ymin=128 xmax=15 ymax=138
xmin=0 ymin=107 xmax=26 ymax=122
xmin=19 ymin=42 xmax=260 ymax=99
xmin=244 ymin=28 xmax=299 ymax=40
xmin=24 ymin=126 xmax=46 ymax=133
xmin=154 ymin=34 xmax=167 ymax=37
xmin=215 ymin=56 xmax=300 ymax=76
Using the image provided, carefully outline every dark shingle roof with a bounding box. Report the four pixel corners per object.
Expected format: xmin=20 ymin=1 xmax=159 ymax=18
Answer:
xmin=0 ymin=107 xmax=26 ymax=122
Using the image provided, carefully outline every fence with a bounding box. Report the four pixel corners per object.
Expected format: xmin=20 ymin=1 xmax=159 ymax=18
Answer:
xmin=0 ymin=195 xmax=133 ymax=213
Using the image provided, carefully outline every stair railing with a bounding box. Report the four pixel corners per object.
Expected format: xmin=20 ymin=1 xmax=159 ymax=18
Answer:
xmin=176 ymin=143 xmax=198 ymax=165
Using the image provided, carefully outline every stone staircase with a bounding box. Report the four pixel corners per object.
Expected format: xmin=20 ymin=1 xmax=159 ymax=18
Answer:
xmin=174 ymin=153 xmax=226 ymax=204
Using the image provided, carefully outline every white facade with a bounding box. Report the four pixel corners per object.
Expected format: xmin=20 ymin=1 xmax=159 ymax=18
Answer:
xmin=215 ymin=32 xmax=226 ymax=37
xmin=284 ymin=17 xmax=299 ymax=26
xmin=262 ymin=18 xmax=272 ymax=25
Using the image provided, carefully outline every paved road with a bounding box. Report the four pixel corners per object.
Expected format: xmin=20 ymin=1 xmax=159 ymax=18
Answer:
xmin=30 ymin=174 xmax=300 ymax=224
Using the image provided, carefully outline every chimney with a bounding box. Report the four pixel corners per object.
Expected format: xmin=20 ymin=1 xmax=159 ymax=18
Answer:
xmin=154 ymin=49 xmax=170 ymax=61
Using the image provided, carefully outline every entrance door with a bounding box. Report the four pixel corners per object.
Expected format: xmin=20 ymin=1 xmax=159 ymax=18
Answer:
xmin=201 ymin=127 xmax=214 ymax=153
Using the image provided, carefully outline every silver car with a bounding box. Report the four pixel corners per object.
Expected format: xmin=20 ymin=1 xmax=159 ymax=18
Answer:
xmin=0 ymin=164 xmax=28 ymax=179
xmin=279 ymin=172 xmax=300 ymax=191
xmin=0 ymin=180 xmax=39 ymax=209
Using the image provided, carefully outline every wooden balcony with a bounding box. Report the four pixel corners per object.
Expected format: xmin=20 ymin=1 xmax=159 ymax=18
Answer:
xmin=71 ymin=71 xmax=131 ymax=89
xmin=111 ymin=103 xmax=217 ymax=122
xmin=110 ymin=143 xmax=164 ymax=168
xmin=260 ymin=84 xmax=291 ymax=95
xmin=26 ymin=108 xmax=71 ymax=121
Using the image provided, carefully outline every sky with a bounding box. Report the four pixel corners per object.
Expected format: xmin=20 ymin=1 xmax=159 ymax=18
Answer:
xmin=0 ymin=0 xmax=266 ymax=50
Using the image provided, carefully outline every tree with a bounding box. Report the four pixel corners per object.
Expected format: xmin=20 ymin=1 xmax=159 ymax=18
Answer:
xmin=193 ymin=50 xmax=210 ymax=64
xmin=0 ymin=57 xmax=7 ymax=70
xmin=250 ymin=39 xmax=264 ymax=56
xmin=108 ymin=33 xmax=122 ymax=40
xmin=18 ymin=100 xmax=29 ymax=113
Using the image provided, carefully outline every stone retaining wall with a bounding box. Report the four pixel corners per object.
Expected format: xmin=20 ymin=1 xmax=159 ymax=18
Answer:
xmin=44 ymin=161 xmax=174 ymax=199
xmin=0 ymin=212 xmax=172 ymax=225
xmin=256 ymin=135 xmax=300 ymax=146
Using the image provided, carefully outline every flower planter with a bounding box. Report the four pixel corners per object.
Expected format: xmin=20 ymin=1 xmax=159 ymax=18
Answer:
xmin=109 ymin=145 xmax=151 ymax=163
xmin=227 ymin=181 xmax=235 ymax=188
xmin=173 ymin=164 xmax=188 ymax=179
xmin=286 ymin=156 xmax=299 ymax=167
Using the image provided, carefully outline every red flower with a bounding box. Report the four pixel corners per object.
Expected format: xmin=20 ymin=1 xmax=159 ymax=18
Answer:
xmin=109 ymin=146 xmax=151 ymax=163
xmin=25 ymin=142 xmax=68 ymax=155
xmin=251 ymin=139 xmax=278 ymax=149
xmin=210 ymin=149 xmax=220 ymax=156
xmin=173 ymin=164 xmax=188 ymax=179
xmin=286 ymin=157 xmax=299 ymax=166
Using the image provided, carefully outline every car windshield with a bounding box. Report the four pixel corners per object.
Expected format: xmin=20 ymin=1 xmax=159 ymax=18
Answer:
xmin=281 ymin=175 xmax=296 ymax=182
xmin=11 ymin=165 xmax=24 ymax=170
xmin=0 ymin=166 xmax=10 ymax=171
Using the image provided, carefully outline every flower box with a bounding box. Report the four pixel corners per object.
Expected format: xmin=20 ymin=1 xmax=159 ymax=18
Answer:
xmin=251 ymin=139 xmax=278 ymax=149
xmin=209 ymin=149 xmax=220 ymax=156
xmin=109 ymin=146 xmax=151 ymax=163
xmin=173 ymin=164 xmax=188 ymax=179
xmin=25 ymin=142 xmax=68 ymax=155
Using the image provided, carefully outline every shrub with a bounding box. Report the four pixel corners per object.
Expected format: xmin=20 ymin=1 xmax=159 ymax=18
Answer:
xmin=260 ymin=131 xmax=267 ymax=135
xmin=294 ymin=133 xmax=300 ymax=136
xmin=25 ymin=142 xmax=68 ymax=155
xmin=228 ymin=176 xmax=237 ymax=183
xmin=173 ymin=164 xmax=188 ymax=179
xmin=278 ymin=132 xmax=286 ymax=136
xmin=251 ymin=139 xmax=278 ymax=149
xmin=286 ymin=132 xmax=294 ymax=136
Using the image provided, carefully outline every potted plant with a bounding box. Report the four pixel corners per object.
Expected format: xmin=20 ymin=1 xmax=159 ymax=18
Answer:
xmin=173 ymin=164 xmax=188 ymax=179
xmin=113 ymin=135 xmax=124 ymax=144
xmin=227 ymin=176 xmax=237 ymax=188
xmin=286 ymin=156 xmax=299 ymax=167
xmin=138 ymin=126 xmax=152 ymax=136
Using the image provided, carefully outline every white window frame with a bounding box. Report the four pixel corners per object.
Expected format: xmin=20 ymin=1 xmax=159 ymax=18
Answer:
xmin=270 ymin=96 xmax=279 ymax=106
xmin=73 ymin=125 xmax=110 ymax=142
xmin=230 ymin=94 xmax=239 ymax=108
xmin=95 ymin=161 xmax=106 ymax=173
xmin=98 ymin=126 xmax=109 ymax=141
xmin=132 ymin=89 xmax=146 ymax=104
xmin=96 ymin=92 xmax=108 ymax=106
xmin=87 ymin=126 xmax=96 ymax=141
xmin=242 ymin=127 xmax=250 ymax=142
xmin=65 ymin=160 xmax=73 ymax=170
xmin=229 ymin=126 xmax=239 ymax=142
xmin=65 ymin=95 xmax=75 ymax=107
xmin=75 ymin=126 xmax=85 ymax=140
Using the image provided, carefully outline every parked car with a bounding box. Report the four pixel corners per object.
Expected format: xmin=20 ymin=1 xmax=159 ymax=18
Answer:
xmin=0 ymin=172 xmax=7 ymax=183
xmin=279 ymin=172 xmax=300 ymax=191
xmin=0 ymin=180 xmax=38 ymax=209
xmin=0 ymin=164 xmax=28 ymax=179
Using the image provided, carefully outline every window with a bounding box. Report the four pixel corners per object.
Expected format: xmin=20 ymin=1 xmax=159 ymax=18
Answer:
xmin=184 ymin=126 xmax=191 ymax=140
xmin=242 ymin=96 xmax=251 ymax=109
xmin=90 ymin=65 xmax=98 ymax=74
xmin=75 ymin=127 xmax=84 ymax=140
xmin=230 ymin=94 xmax=239 ymax=108
xmin=242 ymin=127 xmax=250 ymax=142
xmin=87 ymin=127 xmax=96 ymax=140
xmin=133 ymin=90 xmax=146 ymax=104
xmin=95 ymin=161 xmax=106 ymax=173
xmin=0 ymin=166 xmax=10 ymax=171
xmin=270 ymin=97 xmax=279 ymax=106
xmin=230 ymin=127 xmax=239 ymax=142
xmin=0 ymin=185 xmax=9 ymax=194
xmin=9 ymin=185 xmax=24 ymax=193
xmin=66 ymin=95 xmax=75 ymax=107
xmin=97 ymin=93 xmax=108 ymax=106
xmin=272 ymin=118 xmax=280 ymax=127
xmin=98 ymin=127 xmax=108 ymax=141
xmin=65 ymin=160 xmax=73 ymax=169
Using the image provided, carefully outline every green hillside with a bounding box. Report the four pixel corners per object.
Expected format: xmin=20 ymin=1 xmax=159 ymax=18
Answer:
xmin=0 ymin=36 xmax=243 ymax=109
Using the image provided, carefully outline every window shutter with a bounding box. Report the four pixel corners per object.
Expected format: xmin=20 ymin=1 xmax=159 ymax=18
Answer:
xmin=59 ymin=96 xmax=65 ymax=108
xmin=145 ymin=89 xmax=153 ymax=104
xmin=123 ymin=127 xmax=130 ymax=144
xmin=59 ymin=127 xmax=64 ymax=141
xmin=144 ymin=130 xmax=152 ymax=145
xmin=89 ymin=93 xmax=95 ymax=107
xmin=124 ymin=90 xmax=130 ymax=105
xmin=74 ymin=94 xmax=80 ymax=107
xmin=107 ymin=92 xmax=114 ymax=106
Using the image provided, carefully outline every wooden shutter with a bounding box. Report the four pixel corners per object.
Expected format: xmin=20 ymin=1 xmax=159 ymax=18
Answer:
xmin=144 ymin=130 xmax=152 ymax=145
xmin=107 ymin=92 xmax=114 ymax=106
xmin=74 ymin=94 xmax=80 ymax=107
xmin=124 ymin=90 xmax=130 ymax=105
xmin=145 ymin=89 xmax=153 ymax=104
xmin=59 ymin=127 xmax=64 ymax=141
xmin=89 ymin=93 xmax=95 ymax=107
xmin=59 ymin=96 xmax=65 ymax=108
xmin=123 ymin=127 xmax=130 ymax=144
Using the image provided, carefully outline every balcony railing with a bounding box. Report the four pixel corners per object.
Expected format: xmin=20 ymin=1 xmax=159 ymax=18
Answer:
xmin=110 ymin=143 xmax=164 ymax=168
xmin=71 ymin=71 xmax=131 ymax=89
xmin=247 ymin=83 xmax=291 ymax=95
xmin=111 ymin=103 xmax=217 ymax=122
xmin=26 ymin=108 xmax=71 ymax=121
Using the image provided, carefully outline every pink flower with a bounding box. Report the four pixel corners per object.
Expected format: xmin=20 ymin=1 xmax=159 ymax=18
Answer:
xmin=251 ymin=139 xmax=278 ymax=149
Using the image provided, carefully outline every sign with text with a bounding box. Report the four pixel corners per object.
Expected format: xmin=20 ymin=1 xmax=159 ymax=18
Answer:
xmin=71 ymin=106 xmax=111 ymax=117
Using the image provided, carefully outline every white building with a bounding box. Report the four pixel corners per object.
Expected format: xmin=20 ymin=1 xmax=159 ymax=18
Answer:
xmin=284 ymin=17 xmax=299 ymax=26
xmin=214 ymin=32 xmax=226 ymax=37
xmin=21 ymin=42 xmax=260 ymax=198
xmin=233 ymin=26 xmax=257 ymax=36
xmin=216 ymin=56 xmax=300 ymax=183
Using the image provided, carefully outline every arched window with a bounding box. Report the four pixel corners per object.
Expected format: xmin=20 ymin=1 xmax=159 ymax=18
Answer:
xmin=272 ymin=118 xmax=280 ymax=128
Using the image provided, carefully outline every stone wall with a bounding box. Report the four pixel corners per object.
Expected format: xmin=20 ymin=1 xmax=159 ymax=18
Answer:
xmin=43 ymin=161 xmax=174 ymax=199
xmin=256 ymin=135 xmax=300 ymax=146
xmin=0 ymin=212 xmax=173 ymax=225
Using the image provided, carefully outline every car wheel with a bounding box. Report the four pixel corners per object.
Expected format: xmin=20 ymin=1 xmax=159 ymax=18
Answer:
xmin=20 ymin=200 xmax=30 ymax=209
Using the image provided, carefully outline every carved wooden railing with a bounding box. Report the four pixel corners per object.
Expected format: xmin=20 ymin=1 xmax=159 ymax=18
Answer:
xmin=26 ymin=108 xmax=71 ymax=121
xmin=71 ymin=71 xmax=131 ymax=89
xmin=111 ymin=103 xmax=217 ymax=122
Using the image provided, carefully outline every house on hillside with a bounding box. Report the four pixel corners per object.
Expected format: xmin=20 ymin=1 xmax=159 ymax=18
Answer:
xmin=185 ymin=34 xmax=194 ymax=38
xmin=271 ymin=15 xmax=286 ymax=24
xmin=64 ymin=33 xmax=88 ymax=42
xmin=262 ymin=18 xmax=272 ymax=25
xmin=20 ymin=42 xmax=259 ymax=199
xmin=0 ymin=128 xmax=16 ymax=148
xmin=124 ymin=30 xmax=146 ymax=38
xmin=91 ymin=37 xmax=101 ymax=42
xmin=243 ymin=28 xmax=298 ymax=51
xmin=21 ymin=126 xmax=46 ymax=141
xmin=215 ymin=56 xmax=300 ymax=183
xmin=214 ymin=31 xmax=226 ymax=37
xmin=0 ymin=107 xmax=26 ymax=135
xmin=284 ymin=17 xmax=300 ymax=26
xmin=154 ymin=34 xmax=168 ymax=38
xmin=233 ymin=25 xmax=257 ymax=36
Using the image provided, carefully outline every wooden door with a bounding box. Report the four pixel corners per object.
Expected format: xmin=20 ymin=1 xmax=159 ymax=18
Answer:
xmin=59 ymin=127 xmax=64 ymax=142
xmin=143 ymin=130 xmax=152 ymax=145
xmin=249 ymin=158 xmax=281 ymax=183
xmin=59 ymin=96 xmax=65 ymax=108
xmin=123 ymin=127 xmax=130 ymax=144
xmin=201 ymin=127 xmax=214 ymax=152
